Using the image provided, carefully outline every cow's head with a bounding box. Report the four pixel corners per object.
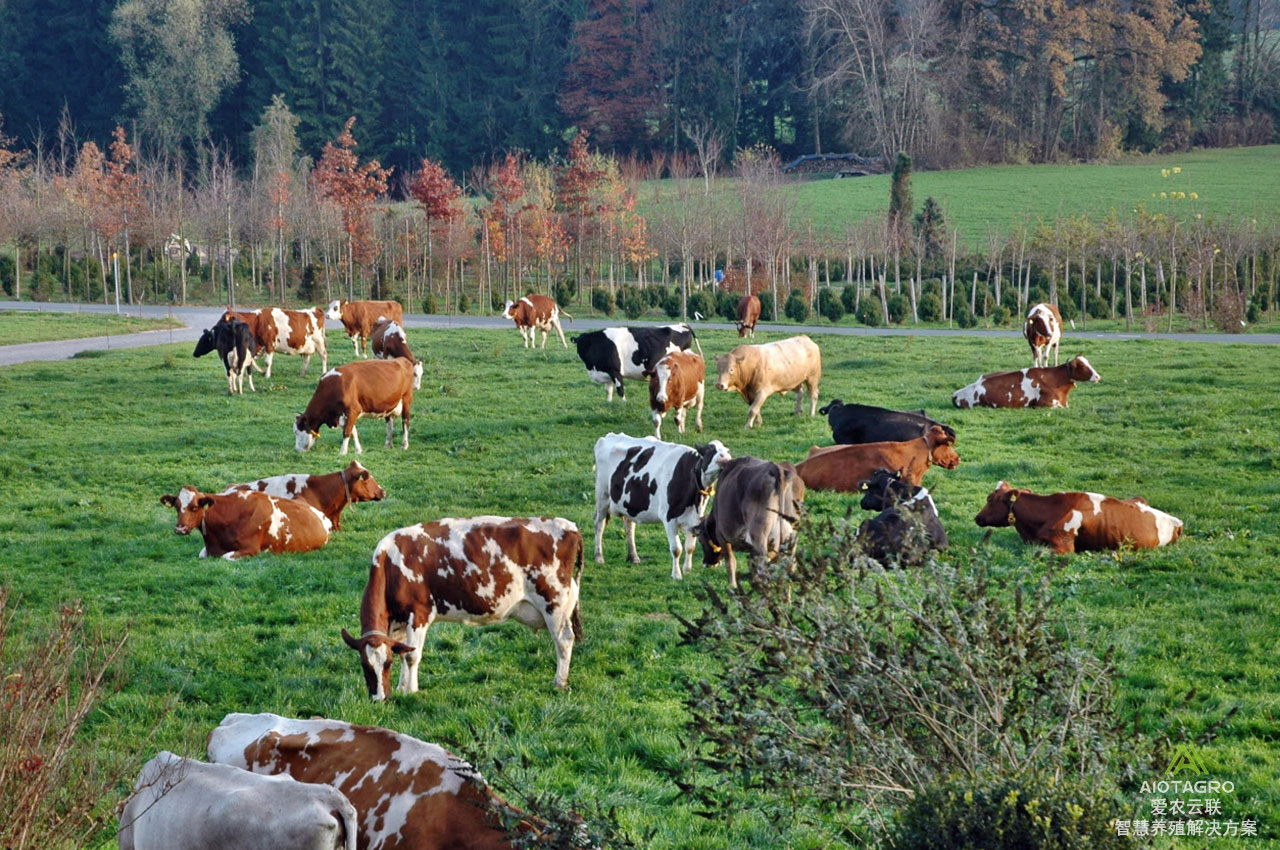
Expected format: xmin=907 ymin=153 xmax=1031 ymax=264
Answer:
xmin=860 ymin=468 xmax=915 ymax=512
xmin=500 ymin=300 xmax=516 ymax=320
xmin=975 ymin=481 xmax=1021 ymax=527
xmin=160 ymin=486 xmax=214 ymax=536
xmin=695 ymin=440 xmax=733 ymax=488
xmin=411 ymin=358 xmax=424 ymax=390
xmin=714 ymin=352 xmax=740 ymax=391
xmin=294 ymin=414 xmax=320 ymax=452
xmin=341 ymin=627 xmax=413 ymax=701
xmin=325 ymin=299 xmax=345 ymax=321
xmin=924 ymin=425 xmax=961 ymax=470
xmin=1068 ymin=355 xmax=1100 ymax=383
xmin=696 ymin=515 xmax=723 ymax=567
xmin=193 ymin=328 xmax=216 ymax=358
xmin=342 ymin=461 xmax=386 ymax=503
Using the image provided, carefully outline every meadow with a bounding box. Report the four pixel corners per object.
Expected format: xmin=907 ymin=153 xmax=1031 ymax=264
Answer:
xmin=0 ymin=322 xmax=1278 ymax=847
xmin=0 ymin=310 xmax=182 ymax=346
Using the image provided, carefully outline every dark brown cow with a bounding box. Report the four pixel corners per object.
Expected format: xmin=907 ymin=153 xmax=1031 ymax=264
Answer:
xmin=222 ymin=461 xmax=386 ymax=531
xmin=795 ymin=424 xmax=960 ymax=492
xmin=698 ymin=456 xmax=805 ymax=589
xmin=326 ymin=299 xmax=404 ymax=358
xmin=975 ymin=480 xmax=1184 ymax=554
xmin=952 ymin=355 xmax=1100 ymax=409
xmin=340 ymin=516 xmax=583 ymax=697
xmin=648 ymin=350 xmax=705 ymax=438
xmin=294 ymin=357 xmax=423 ymax=454
xmin=221 ymin=306 xmax=327 ymax=378
xmin=369 ymin=318 xmax=416 ymax=362
xmin=500 ymin=293 xmax=570 ymax=348
xmin=1025 ymin=302 xmax=1063 ymax=367
xmin=735 ymin=294 xmax=762 ymax=337
xmin=160 ymin=486 xmax=331 ymax=559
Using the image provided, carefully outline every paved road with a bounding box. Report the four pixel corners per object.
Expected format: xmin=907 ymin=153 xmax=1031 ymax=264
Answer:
xmin=2 ymin=299 xmax=1277 ymax=367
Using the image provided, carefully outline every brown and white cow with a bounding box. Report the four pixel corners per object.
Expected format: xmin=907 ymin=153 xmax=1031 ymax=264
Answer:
xmin=500 ymin=293 xmax=570 ymax=349
xmin=714 ymin=335 xmax=822 ymax=428
xmin=735 ymin=293 xmax=762 ymax=337
xmin=209 ymin=714 xmax=551 ymax=850
xmin=1025 ymin=302 xmax=1063 ymax=367
xmin=648 ymin=350 xmax=705 ymax=439
xmin=160 ymin=486 xmax=332 ymax=559
xmin=975 ymin=480 xmax=1184 ymax=554
xmin=341 ymin=516 xmax=583 ymax=697
xmin=326 ymin=299 xmax=404 ymax=358
xmin=952 ymin=355 xmax=1100 ymax=409
xmin=222 ymin=461 xmax=386 ymax=531
xmin=222 ymin=306 xmax=327 ymax=378
xmin=698 ymin=456 xmax=805 ymax=589
xmin=294 ymin=357 xmax=423 ymax=454
xmin=369 ymin=318 xmax=416 ymax=362
xmin=795 ymin=425 xmax=960 ymax=492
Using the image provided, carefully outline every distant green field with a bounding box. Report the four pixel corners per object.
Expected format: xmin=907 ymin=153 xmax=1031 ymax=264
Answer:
xmin=1 ymin=328 xmax=1277 ymax=847
xmin=0 ymin=310 xmax=183 ymax=346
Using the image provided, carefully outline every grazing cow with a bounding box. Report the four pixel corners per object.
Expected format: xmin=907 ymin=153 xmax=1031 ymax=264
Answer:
xmin=294 ymin=357 xmax=423 ymax=454
xmin=500 ymin=293 xmax=570 ymax=349
xmin=648 ymin=350 xmax=705 ymax=438
xmin=209 ymin=714 xmax=550 ymax=850
xmin=369 ymin=318 xmax=416 ymax=362
xmin=820 ymin=399 xmax=956 ymax=445
xmin=341 ymin=516 xmax=583 ymax=695
xmin=735 ymin=294 xmax=761 ymax=337
xmin=698 ymin=456 xmax=805 ymax=589
xmin=952 ymin=355 xmax=1100 ymax=409
xmin=714 ymin=335 xmax=823 ymax=428
xmin=593 ymin=433 xmax=732 ymax=580
xmin=222 ymin=461 xmax=386 ymax=531
xmin=193 ymin=319 xmax=261 ymax=395
xmin=160 ymin=486 xmax=332 ymax=559
xmin=571 ymin=324 xmax=700 ymax=401
xmin=222 ymin=306 xmax=327 ymax=378
xmin=1025 ymin=302 xmax=1063 ymax=367
xmin=975 ymin=480 xmax=1183 ymax=554
xmin=856 ymin=468 xmax=948 ymax=565
xmin=795 ymin=425 xmax=960 ymax=492
xmin=118 ymin=751 xmax=357 ymax=850
xmin=326 ymin=299 xmax=404 ymax=358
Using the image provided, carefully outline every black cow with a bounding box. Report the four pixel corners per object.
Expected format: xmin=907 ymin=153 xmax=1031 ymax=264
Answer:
xmin=194 ymin=319 xmax=261 ymax=395
xmin=857 ymin=468 xmax=948 ymax=565
xmin=571 ymin=324 xmax=701 ymax=400
xmin=698 ymin=456 xmax=805 ymax=590
xmin=820 ymin=399 xmax=957 ymax=445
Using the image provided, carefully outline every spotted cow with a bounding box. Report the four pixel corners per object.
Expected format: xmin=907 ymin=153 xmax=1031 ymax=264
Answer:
xmin=222 ymin=461 xmax=386 ymax=531
xmin=193 ymin=319 xmax=261 ymax=395
xmin=500 ymin=293 xmax=570 ymax=349
xmin=952 ymin=355 xmax=1100 ymax=409
xmin=1025 ymin=302 xmax=1063 ymax=367
xmin=160 ymin=486 xmax=332 ymax=559
xmin=571 ymin=324 xmax=700 ymax=401
xmin=222 ymin=306 xmax=327 ymax=378
xmin=369 ymin=319 xmax=416 ymax=362
xmin=648 ymin=350 xmax=705 ymax=439
xmin=326 ymin=299 xmax=404 ymax=358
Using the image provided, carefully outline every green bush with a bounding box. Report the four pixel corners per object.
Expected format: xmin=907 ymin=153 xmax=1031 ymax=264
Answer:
xmin=591 ymin=286 xmax=614 ymax=316
xmin=817 ymin=288 xmax=844 ymax=322
xmin=422 ymin=292 xmax=439 ymax=314
xmin=989 ymin=305 xmax=1011 ymax=326
xmin=1086 ymin=291 xmax=1110 ymax=319
xmin=618 ymin=285 xmax=645 ymax=320
xmin=457 ymin=293 xmax=471 ymax=314
xmin=857 ymin=298 xmax=882 ymax=326
xmin=554 ymin=279 xmax=577 ymax=309
xmin=1057 ymin=295 xmax=1078 ymax=321
xmin=643 ymin=284 xmax=668 ymax=308
xmin=662 ymin=294 xmax=683 ymax=319
xmin=954 ymin=299 xmax=977 ymax=328
xmin=917 ymin=292 xmax=943 ymax=322
xmin=757 ymin=291 xmax=775 ymax=321
xmin=687 ymin=289 xmax=715 ymax=320
xmin=716 ymin=290 xmax=740 ymax=321
xmin=784 ymin=289 xmax=809 ymax=322
xmin=1247 ymin=301 xmax=1261 ymax=324
xmin=298 ymin=264 xmax=319 ymax=300
xmin=840 ymin=284 xmax=858 ymax=314
xmin=886 ymin=293 xmax=909 ymax=323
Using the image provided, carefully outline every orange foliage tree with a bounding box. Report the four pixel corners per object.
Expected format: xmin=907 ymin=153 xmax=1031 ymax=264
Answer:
xmin=408 ymin=157 xmax=463 ymax=294
xmin=313 ymin=117 xmax=392 ymax=298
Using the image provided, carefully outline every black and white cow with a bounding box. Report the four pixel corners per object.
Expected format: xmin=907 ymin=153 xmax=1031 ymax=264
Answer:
xmin=193 ymin=319 xmax=261 ymax=395
xmin=857 ymin=468 xmax=948 ymax=565
xmin=820 ymin=399 xmax=956 ymax=445
xmin=593 ymin=432 xmax=732 ymax=579
xmin=572 ymin=324 xmax=701 ymax=401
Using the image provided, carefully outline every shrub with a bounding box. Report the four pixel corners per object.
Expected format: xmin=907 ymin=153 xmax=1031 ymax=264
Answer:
xmin=618 ymin=285 xmax=645 ymax=320
xmin=840 ymin=283 xmax=858 ymax=314
xmin=298 ymin=264 xmax=319 ymax=300
xmin=591 ymin=286 xmax=614 ymax=316
xmin=687 ymin=289 xmax=715 ymax=320
xmin=757 ymin=291 xmax=775 ymax=321
xmin=886 ymin=293 xmax=909 ymax=323
xmin=662 ymin=294 xmax=683 ymax=319
xmin=1086 ymin=291 xmax=1110 ymax=319
xmin=643 ymin=284 xmax=668 ymax=308
xmin=716 ymin=290 xmax=739 ymax=322
xmin=954 ymin=299 xmax=977 ymax=328
xmin=1057 ymin=295 xmax=1078 ymax=321
xmin=1211 ymin=289 xmax=1247 ymax=333
xmin=783 ymin=288 xmax=809 ymax=322
xmin=553 ymin=279 xmax=576 ymax=309
xmin=917 ymin=292 xmax=943 ymax=322
xmin=817 ymin=288 xmax=844 ymax=322
xmin=422 ymin=292 xmax=439 ymax=314
xmin=989 ymin=304 xmax=1010 ymax=326
xmin=457 ymin=293 xmax=471 ymax=314
xmin=856 ymin=298 xmax=882 ymax=326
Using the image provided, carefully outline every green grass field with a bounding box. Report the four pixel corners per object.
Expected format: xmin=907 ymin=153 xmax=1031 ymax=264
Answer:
xmin=1 ymin=324 xmax=1277 ymax=847
xmin=0 ymin=310 xmax=183 ymax=346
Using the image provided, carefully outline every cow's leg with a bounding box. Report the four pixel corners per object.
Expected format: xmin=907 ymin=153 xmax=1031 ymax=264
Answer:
xmin=540 ymin=327 xmax=548 ymax=349
xmin=551 ymin=615 xmax=574 ymax=690
xmin=681 ymin=525 xmax=696 ymax=578
xmin=226 ymin=367 xmax=236 ymax=395
xmin=341 ymin=413 xmax=362 ymax=455
xmin=318 ymin=338 xmax=328 ymax=372
xmin=614 ymin=375 xmax=626 ymax=401
xmin=725 ymin=545 xmax=739 ymax=588
xmin=674 ymin=407 xmax=686 ymax=434
xmin=652 ymin=409 xmax=663 ymax=439
xmin=244 ymin=363 xmax=255 ymax=393
xmin=386 ymin=417 xmax=395 ymax=448
xmin=398 ymin=613 xmax=431 ymax=694
xmin=625 ymin=518 xmax=640 ymax=563
xmin=299 ymin=353 xmax=313 ymax=378
xmin=605 ymin=383 xmax=615 ymax=402
xmin=807 ymin=379 xmax=819 ymax=416
xmin=594 ymin=507 xmax=609 ymax=564
xmin=694 ymin=383 xmax=705 ymax=432
xmin=747 ymin=394 xmax=766 ymax=428
xmin=400 ymin=407 xmax=411 ymax=450
xmin=665 ymin=521 xmax=684 ymax=580
xmin=554 ymin=319 xmax=567 ymax=348
xmin=1035 ymin=514 xmax=1079 ymax=554
xmin=262 ymin=351 xmax=274 ymax=379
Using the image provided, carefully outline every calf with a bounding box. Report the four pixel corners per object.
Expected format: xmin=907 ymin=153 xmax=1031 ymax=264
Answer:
xmin=369 ymin=318 xmax=416 ymax=362
xmin=648 ymin=350 xmax=705 ymax=438
xmin=735 ymin=293 xmax=761 ymax=337
xmin=698 ymin=456 xmax=805 ymax=589
xmin=118 ymin=751 xmax=356 ymax=850
xmin=571 ymin=324 xmax=700 ymax=401
xmin=856 ymin=468 xmax=948 ymax=565
xmin=820 ymin=398 xmax=956 ymax=445
xmin=1025 ymin=302 xmax=1062 ymax=367
xmin=193 ymin=319 xmax=260 ymax=394
xmin=341 ymin=516 xmax=583 ymax=695
xmin=326 ymin=299 xmax=404 ymax=358
xmin=294 ymin=357 xmax=423 ymax=454
xmin=714 ymin=335 xmax=822 ymax=428
xmin=500 ymin=293 xmax=570 ymax=348
xmin=952 ymin=355 xmax=1100 ymax=409
xmin=222 ymin=461 xmax=385 ymax=531
xmin=795 ymin=424 xmax=960 ymax=492
xmin=160 ymin=486 xmax=332 ymax=559
xmin=222 ymin=306 xmax=327 ymax=378
xmin=975 ymin=480 xmax=1184 ymax=554
xmin=594 ymin=433 xmax=732 ymax=580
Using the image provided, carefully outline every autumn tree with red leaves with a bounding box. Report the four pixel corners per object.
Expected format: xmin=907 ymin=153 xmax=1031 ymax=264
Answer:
xmin=313 ymin=117 xmax=392 ymax=298
xmin=556 ymin=130 xmax=606 ymax=292
xmin=482 ymin=153 xmax=528 ymax=299
xmin=0 ymin=123 xmax=31 ymax=299
xmin=408 ymin=157 xmax=463 ymax=294
xmin=102 ymin=126 xmax=144 ymax=309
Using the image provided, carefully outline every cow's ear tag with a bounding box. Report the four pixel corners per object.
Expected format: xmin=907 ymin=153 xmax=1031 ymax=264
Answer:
xmin=1008 ymin=492 xmax=1017 ymax=502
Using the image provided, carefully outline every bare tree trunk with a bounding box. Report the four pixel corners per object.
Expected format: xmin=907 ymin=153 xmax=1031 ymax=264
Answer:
xmin=1124 ymin=253 xmax=1133 ymax=332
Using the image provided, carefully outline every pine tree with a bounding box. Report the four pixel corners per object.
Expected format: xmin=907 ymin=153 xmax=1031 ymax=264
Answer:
xmin=889 ymin=152 xmax=913 ymax=246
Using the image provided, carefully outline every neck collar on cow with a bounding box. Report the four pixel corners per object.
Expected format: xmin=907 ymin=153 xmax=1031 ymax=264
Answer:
xmin=341 ymin=467 xmax=352 ymax=503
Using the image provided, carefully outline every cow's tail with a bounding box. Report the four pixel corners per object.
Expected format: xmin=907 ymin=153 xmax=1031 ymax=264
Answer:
xmin=333 ymin=798 xmax=359 ymax=850
xmin=247 ymin=354 xmax=265 ymax=374
xmin=560 ymin=309 xmax=574 ymax=324
xmin=690 ymin=328 xmax=704 ymax=357
xmin=571 ymin=536 xmax=585 ymax=642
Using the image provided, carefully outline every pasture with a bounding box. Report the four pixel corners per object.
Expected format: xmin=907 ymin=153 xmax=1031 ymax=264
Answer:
xmin=1 ymin=323 xmax=1278 ymax=847
xmin=0 ymin=309 xmax=182 ymax=346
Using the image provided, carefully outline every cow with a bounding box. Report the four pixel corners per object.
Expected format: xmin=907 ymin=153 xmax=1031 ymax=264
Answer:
xmin=500 ymin=293 xmax=570 ymax=349
xmin=593 ymin=433 xmax=732 ymax=580
xmin=222 ymin=306 xmax=327 ymax=378
xmin=340 ymin=516 xmax=583 ymax=696
xmin=952 ymin=355 xmax=1100 ymax=409
xmin=975 ymin=480 xmax=1184 ymax=554
xmin=118 ymin=751 xmax=357 ymax=850
xmin=697 ymin=456 xmax=805 ymax=590
xmin=648 ymin=350 xmax=705 ymax=439
xmin=795 ymin=425 xmax=960 ymax=492
xmin=192 ymin=319 xmax=261 ymax=395
xmin=735 ymin=294 xmax=761 ymax=337
xmin=714 ymin=335 xmax=822 ymax=428
xmin=571 ymin=324 xmax=701 ymax=401
xmin=856 ymin=468 xmax=948 ymax=565
xmin=820 ymin=399 xmax=956 ymax=445
xmin=294 ymin=357 xmax=423 ymax=454
xmin=326 ymin=299 xmax=404 ymax=358
xmin=369 ymin=318 xmax=416 ymax=362
xmin=208 ymin=713 xmax=552 ymax=850
xmin=221 ymin=461 xmax=386 ymax=531
xmin=1025 ymin=302 xmax=1063 ymax=367
xmin=160 ymin=486 xmax=332 ymax=559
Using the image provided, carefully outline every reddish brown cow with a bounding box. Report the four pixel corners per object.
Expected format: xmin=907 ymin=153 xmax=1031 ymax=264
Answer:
xmin=500 ymin=293 xmax=570 ymax=349
xmin=222 ymin=306 xmax=327 ymax=378
xmin=326 ymin=299 xmax=404 ymax=358
xmin=952 ymin=355 xmax=1100 ymax=409
xmin=370 ymin=318 xmax=416 ymax=362
xmin=1025 ymin=302 xmax=1063 ymax=367
xmin=975 ymin=480 xmax=1184 ymax=554
xmin=160 ymin=486 xmax=331 ymax=559
xmin=648 ymin=350 xmax=705 ymax=438
xmin=222 ymin=460 xmax=385 ymax=530
xmin=795 ymin=425 xmax=960 ymax=492
xmin=294 ymin=357 xmax=423 ymax=454
xmin=735 ymin=294 xmax=762 ymax=337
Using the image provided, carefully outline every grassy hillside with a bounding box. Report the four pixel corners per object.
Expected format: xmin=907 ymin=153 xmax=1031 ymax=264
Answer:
xmin=0 ymin=324 xmax=1277 ymax=847
xmin=0 ymin=310 xmax=183 ymax=346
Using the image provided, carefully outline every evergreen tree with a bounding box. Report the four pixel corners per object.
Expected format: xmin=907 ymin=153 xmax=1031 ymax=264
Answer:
xmin=889 ymin=152 xmax=913 ymax=246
